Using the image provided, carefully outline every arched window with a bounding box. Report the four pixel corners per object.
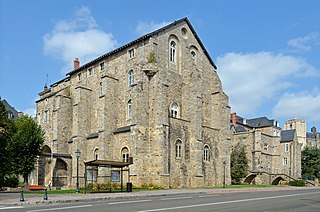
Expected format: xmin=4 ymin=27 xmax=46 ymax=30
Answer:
xmin=121 ymin=147 xmax=129 ymax=162
xmin=203 ymin=145 xmax=210 ymax=161
xmin=171 ymin=102 xmax=179 ymax=118
xmin=170 ymin=41 xmax=176 ymax=63
xmin=128 ymin=70 xmax=134 ymax=87
xmin=94 ymin=148 xmax=99 ymax=160
xmin=127 ymin=99 xmax=132 ymax=119
xmin=175 ymin=140 xmax=182 ymax=159
xmin=191 ymin=51 xmax=196 ymax=63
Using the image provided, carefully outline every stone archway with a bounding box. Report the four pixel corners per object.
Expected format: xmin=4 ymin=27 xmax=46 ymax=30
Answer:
xmin=53 ymin=158 xmax=68 ymax=187
xmin=244 ymin=174 xmax=257 ymax=184
xmin=38 ymin=145 xmax=52 ymax=185
xmin=272 ymin=176 xmax=285 ymax=185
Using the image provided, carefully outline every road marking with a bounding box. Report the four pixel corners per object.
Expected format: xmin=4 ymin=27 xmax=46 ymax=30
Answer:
xmin=0 ymin=206 xmax=24 ymax=210
xmin=198 ymin=194 xmax=220 ymax=198
xmin=137 ymin=191 xmax=320 ymax=212
xmin=109 ymin=199 xmax=151 ymax=205
xmin=26 ymin=204 xmax=92 ymax=212
xmin=161 ymin=196 xmax=192 ymax=201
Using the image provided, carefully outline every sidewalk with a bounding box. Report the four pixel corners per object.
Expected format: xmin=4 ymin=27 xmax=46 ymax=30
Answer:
xmin=1 ymin=186 xmax=319 ymax=206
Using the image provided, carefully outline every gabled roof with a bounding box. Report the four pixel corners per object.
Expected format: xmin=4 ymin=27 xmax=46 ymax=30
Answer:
xmin=66 ymin=17 xmax=217 ymax=76
xmin=280 ymin=129 xmax=296 ymax=142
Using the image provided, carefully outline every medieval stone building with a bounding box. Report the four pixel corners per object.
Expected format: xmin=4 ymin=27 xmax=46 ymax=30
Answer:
xmin=230 ymin=113 xmax=301 ymax=185
xmin=34 ymin=18 xmax=231 ymax=189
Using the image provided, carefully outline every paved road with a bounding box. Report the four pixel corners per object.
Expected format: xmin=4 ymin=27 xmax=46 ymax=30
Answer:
xmin=1 ymin=188 xmax=319 ymax=211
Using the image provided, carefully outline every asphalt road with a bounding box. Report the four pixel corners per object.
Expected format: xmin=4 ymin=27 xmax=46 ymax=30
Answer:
xmin=1 ymin=188 xmax=320 ymax=212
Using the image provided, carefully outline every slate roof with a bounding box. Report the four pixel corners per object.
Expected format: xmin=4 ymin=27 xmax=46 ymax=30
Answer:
xmin=1 ymin=99 xmax=19 ymax=119
xmin=66 ymin=17 xmax=217 ymax=77
xmin=280 ymin=129 xmax=296 ymax=142
xmin=246 ymin=117 xmax=277 ymax=128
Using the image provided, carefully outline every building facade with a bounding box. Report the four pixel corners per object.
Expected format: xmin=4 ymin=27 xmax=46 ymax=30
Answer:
xmin=35 ymin=18 xmax=231 ymax=189
xmin=230 ymin=113 xmax=301 ymax=184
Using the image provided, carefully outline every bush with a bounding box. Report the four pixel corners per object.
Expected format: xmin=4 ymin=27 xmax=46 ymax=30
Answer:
xmin=288 ymin=180 xmax=305 ymax=187
xmin=4 ymin=175 xmax=19 ymax=187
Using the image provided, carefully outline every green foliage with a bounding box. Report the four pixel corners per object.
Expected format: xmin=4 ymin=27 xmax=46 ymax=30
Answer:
xmin=288 ymin=180 xmax=306 ymax=187
xmin=231 ymin=143 xmax=248 ymax=184
xmin=3 ymin=175 xmax=19 ymax=187
xmin=0 ymin=99 xmax=16 ymax=187
xmin=9 ymin=115 xmax=45 ymax=184
xmin=301 ymin=147 xmax=320 ymax=180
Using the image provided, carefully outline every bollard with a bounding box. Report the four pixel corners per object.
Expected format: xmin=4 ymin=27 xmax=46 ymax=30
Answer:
xmin=20 ymin=190 xmax=25 ymax=202
xmin=44 ymin=188 xmax=48 ymax=200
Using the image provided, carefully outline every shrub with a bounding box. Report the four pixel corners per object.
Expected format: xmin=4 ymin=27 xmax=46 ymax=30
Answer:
xmin=288 ymin=180 xmax=305 ymax=187
xmin=4 ymin=175 xmax=19 ymax=187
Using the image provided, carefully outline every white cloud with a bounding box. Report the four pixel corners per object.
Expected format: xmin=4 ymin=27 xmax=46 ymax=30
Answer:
xmin=287 ymin=32 xmax=320 ymax=52
xmin=272 ymin=88 xmax=320 ymax=122
xmin=43 ymin=6 xmax=117 ymax=74
xmin=216 ymin=52 xmax=319 ymax=116
xmin=135 ymin=21 xmax=170 ymax=36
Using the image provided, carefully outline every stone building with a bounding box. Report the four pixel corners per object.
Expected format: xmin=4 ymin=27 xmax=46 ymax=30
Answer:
xmin=306 ymin=126 xmax=320 ymax=148
xmin=230 ymin=113 xmax=301 ymax=185
xmin=1 ymin=99 xmax=21 ymax=120
xmin=35 ymin=18 xmax=231 ymax=189
xmin=284 ymin=118 xmax=307 ymax=149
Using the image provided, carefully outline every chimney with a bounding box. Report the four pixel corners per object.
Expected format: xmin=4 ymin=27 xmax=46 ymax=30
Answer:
xmin=232 ymin=112 xmax=237 ymax=126
xmin=74 ymin=58 xmax=80 ymax=70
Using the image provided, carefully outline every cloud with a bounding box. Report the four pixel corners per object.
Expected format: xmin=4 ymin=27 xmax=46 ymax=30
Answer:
xmin=43 ymin=6 xmax=117 ymax=74
xmin=287 ymin=32 xmax=320 ymax=52
xmin=272 ymin=88 xmax=320 ymax=122
xmin=216 ymin=52 xmax=319 ymax=116
xmin=135 ymin=21 xmax=170 ymax=36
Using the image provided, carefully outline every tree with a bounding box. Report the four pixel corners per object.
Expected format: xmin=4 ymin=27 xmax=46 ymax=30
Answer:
xmin=301 ymin=147 xmax=320 ymax=180
xmin=231 ymin=143 xmax=248 ymax=184
xmin=0 ymin=99 xmax=16 ymax=187
xmin=9 ymin=115 xmax=44 ymax=186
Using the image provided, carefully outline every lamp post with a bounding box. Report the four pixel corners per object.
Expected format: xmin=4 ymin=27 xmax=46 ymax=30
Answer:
xmin=75 ymin=149 xmax=81 ymax=193
xmin=223 ymin=161 xmax=227 ymax=188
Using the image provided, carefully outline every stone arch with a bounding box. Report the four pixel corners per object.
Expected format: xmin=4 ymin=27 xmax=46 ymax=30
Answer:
xmin=53 ymin=158 xmax=68 ymax=187
xmin=42 ymin=145 xmax=51 ymax=153
xmin=272 ymin=176 xmax=285 ymax=185
xmin=244 ymin=174 xmax=257 ymax=184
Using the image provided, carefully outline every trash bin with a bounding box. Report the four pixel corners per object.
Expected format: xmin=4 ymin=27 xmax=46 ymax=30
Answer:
xmin=126 ymin=182 xmax=132 ymax=192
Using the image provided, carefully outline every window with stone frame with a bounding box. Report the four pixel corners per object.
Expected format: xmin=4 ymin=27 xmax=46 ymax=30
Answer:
xmin=283 ymin=157 xmax=288 ymax=165
xmin=203 ymin=145 xmax=210 ymax=161
xmin=100 ymin=62 xmax=105 ymax=72
xmin=170 ymin=102 xmax=179 ymax=118
xmin=128 ymin=48 xmax=135 ymax=59
xmin=88 ymin=67 xmax=93 ymax=76
xmin=170 ymin=41 xmax=176 ymax=63
xmin=175 ymin=140 xmax=182 ymax=159
xmin=44 ymin=110 xmax=48 ymax=123
xmin=78 ymin=72 xmax=82 ymax=81
xmin=285 ymin=143 xmax=289 ymax=152
xmin=128 ymin=69 xmax=134 ymax=87
xmin=94 ymin=148 xmax=99 ymax=160
xmin=121 ymin=147 xmax=129 ymax=162
xmin=127 ymin=99 xmax=132 ymax=119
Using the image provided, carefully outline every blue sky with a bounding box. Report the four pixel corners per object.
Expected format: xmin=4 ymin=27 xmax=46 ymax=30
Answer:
xmin=1 ymin=0 xmax=319 ymax=131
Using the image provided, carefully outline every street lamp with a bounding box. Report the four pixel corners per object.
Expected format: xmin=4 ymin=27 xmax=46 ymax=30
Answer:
xmin=223 ymin=161 xmax=227 ymax=188
xmin=75 ymin=149 xmax=81 ymax=193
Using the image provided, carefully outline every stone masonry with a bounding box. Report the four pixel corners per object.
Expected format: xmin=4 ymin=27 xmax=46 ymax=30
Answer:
xmin=35 ymin=18 xmax=231 ymax=189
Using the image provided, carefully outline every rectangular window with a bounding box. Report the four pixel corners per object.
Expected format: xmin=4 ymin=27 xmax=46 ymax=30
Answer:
xmin=128 ymin=48 xmax=134 ymax=59
xmin=88 ymin=67 xmax=93 ymax=76
xmin=283 ymin=157 xmax=288 ymax=166
xmin=99 ymin=82 xmax=103 ymax=96
xmin=78 ymin=73 xmax=82 ymax=81
xmin=100 ymin=62 xmax=105 ymax=71
xmin=44 ymin=110 xmax=48 ymax=123
xmin=285 ymin=143 xmax=289 ymax=152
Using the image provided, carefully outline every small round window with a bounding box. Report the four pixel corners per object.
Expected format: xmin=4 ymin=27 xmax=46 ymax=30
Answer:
xmin=181 ymin=28 xmax=188 ymax=38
